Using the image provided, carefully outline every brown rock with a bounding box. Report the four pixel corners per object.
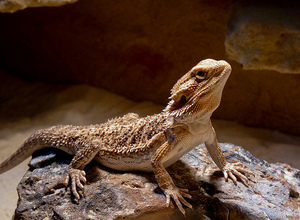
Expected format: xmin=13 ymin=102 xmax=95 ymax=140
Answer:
xmin=0 ymin=0 xmax=78 ymax=13
xmin=14 ymin=144 xmax=300 ymax=219
xmin=225 ymin=1 xmax=300 ymax=74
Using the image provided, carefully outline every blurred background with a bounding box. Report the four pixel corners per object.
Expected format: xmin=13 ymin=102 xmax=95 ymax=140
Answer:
xmin=0 ymin=0 xmax=299 ymax=219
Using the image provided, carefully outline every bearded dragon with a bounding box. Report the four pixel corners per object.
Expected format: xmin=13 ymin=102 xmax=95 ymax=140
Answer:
xmin=0 ymin=59 xmax=254 ymax=215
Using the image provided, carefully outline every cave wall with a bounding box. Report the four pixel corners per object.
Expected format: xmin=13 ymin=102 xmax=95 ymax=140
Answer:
xmin=0 ymin=0 xmax=299 ymax=135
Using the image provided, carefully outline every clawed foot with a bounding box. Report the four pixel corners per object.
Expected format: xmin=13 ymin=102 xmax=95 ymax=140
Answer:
xmin=223 ymin=161 xmax=255 ymax=185
xmin=63 ymin=168 xmax=87 ymax=200
xmin=164 ymin=186 xmax=193 ymax=216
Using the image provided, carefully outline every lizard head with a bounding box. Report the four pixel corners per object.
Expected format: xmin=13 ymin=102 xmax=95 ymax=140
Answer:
xmin=164 ymin=59 xmax=231 ymax=121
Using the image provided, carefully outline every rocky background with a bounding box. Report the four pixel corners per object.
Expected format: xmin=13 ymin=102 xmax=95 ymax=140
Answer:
xmin=0 ymin=0 xmax=300 ymax=219
xmin=0 ymin=0 xmax=299 ymax=135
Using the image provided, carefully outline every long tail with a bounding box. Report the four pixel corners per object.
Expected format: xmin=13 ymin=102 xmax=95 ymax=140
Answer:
xmin=0 ymin=125 xmax=79 ymax=174
xmin=0 ymin=136 xmax=44 ymax=174
xmin=0 ymin=125 xmax=77 ymax=174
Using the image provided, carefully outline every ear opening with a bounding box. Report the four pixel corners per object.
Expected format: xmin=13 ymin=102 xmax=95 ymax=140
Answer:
xmin=179 ymin=95 xmax=187 ymax=104
xmin=164 ymin=95 xmax=188 ymax=112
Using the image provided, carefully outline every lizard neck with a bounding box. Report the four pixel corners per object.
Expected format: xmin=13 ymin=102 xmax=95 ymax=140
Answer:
xmin=171 ymin=112 xmax=212 ymax=135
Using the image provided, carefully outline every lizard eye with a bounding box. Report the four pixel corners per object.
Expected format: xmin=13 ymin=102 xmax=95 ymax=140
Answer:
xmin=195 ymin=71 xmax=206 ymax=80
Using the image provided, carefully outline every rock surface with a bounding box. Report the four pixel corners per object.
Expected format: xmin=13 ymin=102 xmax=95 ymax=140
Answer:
xmin=225 ymin=1 xmax=300 ymax=74
xmin=14 ymin=144 xmax=300 ymax=220
xmin=0 ymin=0 xmax=77 ymax=13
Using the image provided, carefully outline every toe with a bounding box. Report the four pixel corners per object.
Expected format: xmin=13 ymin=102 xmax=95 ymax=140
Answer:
xmin=228 ymin=172 xmax=237 ymax=185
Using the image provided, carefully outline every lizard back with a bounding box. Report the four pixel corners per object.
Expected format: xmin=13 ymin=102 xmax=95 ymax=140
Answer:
xmin=0 ymin=112 xmax=169 ymax=174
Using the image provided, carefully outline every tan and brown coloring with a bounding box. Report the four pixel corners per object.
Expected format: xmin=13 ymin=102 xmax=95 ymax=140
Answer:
xmin=0 ymin=59 xmax=254 ymax=215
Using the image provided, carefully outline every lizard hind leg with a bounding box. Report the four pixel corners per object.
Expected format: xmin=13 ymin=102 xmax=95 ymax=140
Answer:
xmin=44 ymin=167 xmax=86 ymax=200
xmin=61 ymin=143 xmax=99 ymax=200
xmin=63 ymin=168 xmax=87 ymax=200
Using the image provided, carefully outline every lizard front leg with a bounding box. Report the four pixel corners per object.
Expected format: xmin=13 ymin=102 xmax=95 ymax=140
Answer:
xmin=151 ymin=141 xmax=192 ymax=215
xmin=205 ymin=126 xmax=254 ymax=184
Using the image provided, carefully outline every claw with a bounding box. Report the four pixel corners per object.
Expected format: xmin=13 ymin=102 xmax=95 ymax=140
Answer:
xmin=63 ymin=173 xmax=70 ymax=186
xmin=164 ymin=186 xmax=192 ymax=216
xmin=223 ymin=170 xmax=228 ymax=181
xmin=166 ymin=193 xmax=171 ymax=207
xmin=64 ymin=168 xmax=86 ymax=199
xmin=223 ymin=162 xmax=254 ymax=185
xmin=72 ymin=178 xmax=80 ymax=200
xmin=228 ymin=171 xmax=237 ymax=185
xmin=80 ymin=172 xmax=87 ymax=184
xmin=179 ymin=189 xmax=192 ymax=199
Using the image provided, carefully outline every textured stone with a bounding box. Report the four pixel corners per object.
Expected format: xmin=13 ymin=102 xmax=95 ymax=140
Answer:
xmin=225 ymin=2 xmax=300 ymax=74
xmin=0 ymin=0 xmax=77 ymax=13
xmin=14 ymin=144 xmax=300 ymax=219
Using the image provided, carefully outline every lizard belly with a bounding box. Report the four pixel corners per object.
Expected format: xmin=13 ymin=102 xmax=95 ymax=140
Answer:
xmin=94 ymin=153 xmax=154 ymax=172
xmin=94 ymin=134 xmax=204 ymax=172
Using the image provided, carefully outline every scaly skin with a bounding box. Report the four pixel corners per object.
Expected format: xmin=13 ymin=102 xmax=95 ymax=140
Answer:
xmin=0 ymin=59 xmax=254 ymax=215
